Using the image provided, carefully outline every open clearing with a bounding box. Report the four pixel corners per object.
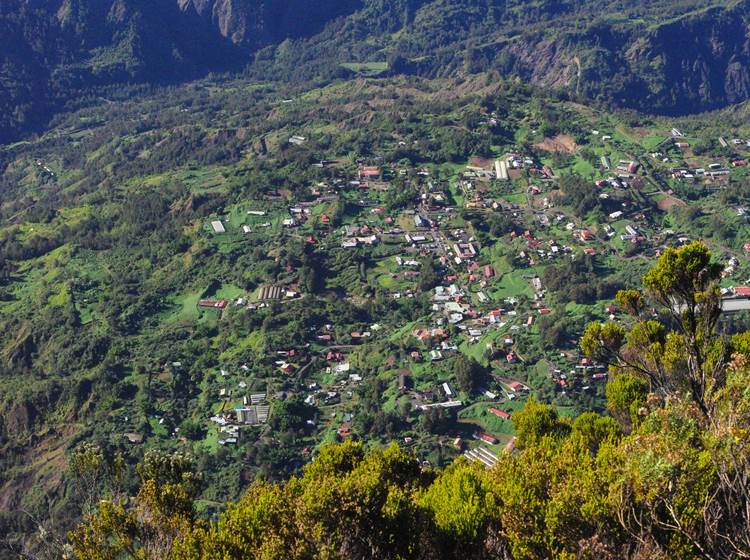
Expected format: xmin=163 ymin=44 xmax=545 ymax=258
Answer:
xmin=657 ymin=195 xmax=688 ymax=211
xmin=535 ymin=134 xmax=578 ymax=154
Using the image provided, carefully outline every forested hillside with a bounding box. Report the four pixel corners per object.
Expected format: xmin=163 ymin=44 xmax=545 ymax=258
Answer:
xmin=0 ymin=0 xmax=360 ymax=142
xmin=4 ymin=0 xmax=750 ymax=142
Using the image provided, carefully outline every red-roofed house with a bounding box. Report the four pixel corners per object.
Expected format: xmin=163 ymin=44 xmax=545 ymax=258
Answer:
xmin=337 ymin=423 xmax=352 ymax=438
xmin=280 ymin=363 xmax=296 ymax=374
xmin=507 ymin=381 xmax=524 ymax=392
xmin=478 ymin=432 xmax=498 ymax=444
xmin=488 ymin=408 xmax=511 ymax=420
xmin=359 ymin=166 xmax=381 ymax=179
xmin=198 ymin=299 xmax=228 ymax=309
xmin=412 ymin=328 xmax=430 ymax=342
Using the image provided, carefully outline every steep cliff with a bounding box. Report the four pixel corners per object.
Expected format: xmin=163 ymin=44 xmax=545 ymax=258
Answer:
xmin=0 ymin=0 xmax=361 ymax=142
xmin=385 ymin=0 xmax=750 ymax=115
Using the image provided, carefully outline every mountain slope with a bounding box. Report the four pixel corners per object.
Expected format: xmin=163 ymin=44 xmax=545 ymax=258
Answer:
xmin=0 ymin=0 xmax=362 ymax=142
xmin=2 ymin=1 xmax=750 ymax=140
xmin=268 ymin=0 xmax=750 ymax=115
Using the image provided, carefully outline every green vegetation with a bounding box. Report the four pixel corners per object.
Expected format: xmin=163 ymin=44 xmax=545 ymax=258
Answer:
xmin=66 ymin=247 xmax=750 ymax=559
xmin=5 ymin=27 xmax=750 ymax=556
xmin=4 ymin=0 xmax=750 ymax=145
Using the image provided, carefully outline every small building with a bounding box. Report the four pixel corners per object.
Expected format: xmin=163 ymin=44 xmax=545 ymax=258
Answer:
xmin=507 ymin=381 xmax=525 ymax=392
xmin=359 ymin=166 xmax=381 ymax=180
xmin=280 ymin=363 xmax=296 ymax=374
xmin=337 ymin=423 xmax=352 ymax=439
xmin=258 ymin=285 xmax=283 ymax=300
xmin=488 ymin=408 xmax=511 ymax=420
xmin=442 ymin=382 xmax=453 ymax=398
xmin=198 ymin=299 xmax=228 ymax=309
xmin=477 ymin=432 xmax=498 ymax=444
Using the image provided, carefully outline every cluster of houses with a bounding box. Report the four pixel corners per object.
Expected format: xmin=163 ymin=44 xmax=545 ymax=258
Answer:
xmin=210 ymin=388 xmax=272 ymax=445
xmin=664 ymin=131 xmax=750 ymax=184
xmin=549 ymin=356 xmax=608 ymax=394
xmin=670 ymin=164 xmax=731 ymax=182
xmin=192 ymin=123 xmax=750 ymax=463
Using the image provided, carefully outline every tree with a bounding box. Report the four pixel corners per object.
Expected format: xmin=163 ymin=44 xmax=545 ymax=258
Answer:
xmin=69 ymin=443 xmax=125 ymax=515
xmin=454 ymin=354 xmax=484 ymax=395
xmin=582 ymin=242 xmax=725 ymax=418
xmin=174 ymin=441 xmax=427 ymax=560
xmin=570 ymin=412 xmax=621 ymax=454
xmin=421 ymin=406 xmax=451 ymax=434
xmin=418 ymin=257 xmax=440 ymax=292
xmin=69 ymin=450 xmax=202 ymax=560
xmin=418 ymin=460 xmax=501 ymax=556
xmin=179 ymin=419 xmax=206 ymax=441
xmin=605 ymin=373 xmax=648 ymax=429
xmin=512 ymin=398 xmax=570 ymax=448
